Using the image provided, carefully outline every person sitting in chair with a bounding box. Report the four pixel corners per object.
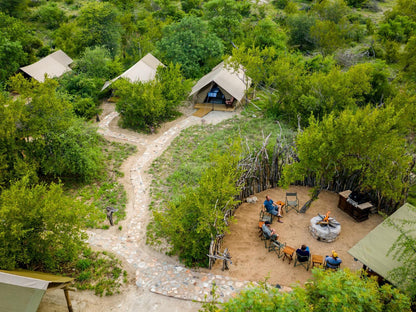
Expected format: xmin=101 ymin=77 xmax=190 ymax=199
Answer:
xmin=264 ymin=195 xmax=283 ymax=223
xmin=296 ymin=244 xmax=310 ymax=257
xmin=325 ymin=250 xmax=342 ymax=269
xmin=262 ymin=221 xmax=279 ymax=241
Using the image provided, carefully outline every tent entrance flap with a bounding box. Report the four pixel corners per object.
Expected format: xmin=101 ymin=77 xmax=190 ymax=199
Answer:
xmin=206 ymin=84 xmax=225 ymax=104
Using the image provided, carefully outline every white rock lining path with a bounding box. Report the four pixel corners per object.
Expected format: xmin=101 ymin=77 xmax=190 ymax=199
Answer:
xmin=87 ymin=111 xmax=254 ymax=302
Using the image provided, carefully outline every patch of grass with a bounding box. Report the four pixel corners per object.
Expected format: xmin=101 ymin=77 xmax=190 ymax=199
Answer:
xmin=147 ymin=114 xmax=294 ymax=245
xmin=69 ymin=140 xmax=136 ymax=228
xmin=72 ymin=249 xmax=126 ymax=296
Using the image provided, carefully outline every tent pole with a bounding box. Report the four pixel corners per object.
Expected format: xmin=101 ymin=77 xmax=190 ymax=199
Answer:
xmin=64 ymin=286 xmax=73 ymax=312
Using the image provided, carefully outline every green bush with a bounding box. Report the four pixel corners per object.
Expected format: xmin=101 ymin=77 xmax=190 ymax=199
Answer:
xmin=0 ymin=178 xmax=88 ymax=271
xmin=154 ymin=141 xmax=243 ymax=266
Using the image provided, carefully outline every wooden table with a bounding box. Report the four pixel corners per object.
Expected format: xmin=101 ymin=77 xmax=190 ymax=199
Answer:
xmin=282 ymin=246 xmax=295 ymax=264
xmin=311 ymin=255 xmax=324 ymax=268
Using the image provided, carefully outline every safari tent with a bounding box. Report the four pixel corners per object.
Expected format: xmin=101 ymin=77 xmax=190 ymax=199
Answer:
xmin=348 ymin=203 xmax=416 ymax=289
xmin=101 ymin=53 xmax=164 ymax=91
xmin=20 ymin=50 xmax=73 ymax=82
xmin=190 ymin=61 xmax=251 ymax=111
xmin=0 ymin=270 xmax=74 ymax=312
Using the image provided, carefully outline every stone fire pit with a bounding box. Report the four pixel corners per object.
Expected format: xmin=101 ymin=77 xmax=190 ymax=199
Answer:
xmin=309 ymin=213 xmax=341 ymax=243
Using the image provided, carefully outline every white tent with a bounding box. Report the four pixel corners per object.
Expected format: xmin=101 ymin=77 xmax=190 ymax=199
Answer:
xmin=101 ymin=53 xmax=164 ymax=91
xmin=189 ymin=61 xmax=251 ymax=105
xmin=20 ymin=50 xmax=73 ymax=82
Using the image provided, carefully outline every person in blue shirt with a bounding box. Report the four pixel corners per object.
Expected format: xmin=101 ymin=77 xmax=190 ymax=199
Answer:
xmin=264 ymin=195 xmax=283 ymax=223
xmin=325 ymin=250 xmax=342 ymax=269
xmin=296 ymin=244 xmax=310 ymax=257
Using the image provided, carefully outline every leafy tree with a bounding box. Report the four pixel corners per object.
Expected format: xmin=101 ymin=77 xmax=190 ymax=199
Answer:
xmin=242 ymin=18 xmax=288 ymax=50
xmin=0 ymin=12 xmax=43 ymax=73
xmin=181 ymin=0 xmax=203 ymax=13
xmin=77 ymin=2 xmax=122 ymax=57
xmin=154 ymin=142 xmax=243 ymax=266
xmin=156 ymin=62 xmax=192 ymax=117
xmin=0 ymin=177 xmax=88 ymax=272
xmin=3 ymin=75 xmax=104 ymax=183
xmin=34 ymin=2 xmax=66 ymax=30
xmin=401 ymin=36 xmax=416 ymax=82
xmin=216 ymin=269 xmax=411 ymax=312
xmin=114 ymin=79 xmax=164 ymax=131
xmin=310 ymin=19 xmax=345 ymax=55
xmin=282 ymin=106 xmax=413 ymax=206
xmin=72 ymin=46 xmax=122 ymax=80
xmin=394 ymin=0 xmax=416 ymax=21
xmin=378 ymin=15 xmax=416 ymax=43
xmin=114 ymin=64 xmax=190 ymax=131
xmin=157 ymin=16 xmax=223 ymax=78
xmin=152 ymin=0 xmax=185 ymax=21
xmin=312 ymin=0 xmax=350 ymax=24
xmin=203 ymin=0 xmax=251 ymax=49
xmin=53 ymin=22 xmax=82 ymax=57
xmin=0 ymin=36 xmax=27 ymax=83
xmin=0 ymin=0 xmax=29 ymax=17
xmin=346 ymin=0 xmax=368 ymax=8
xmin=29 ymin=119 xmax=104 ymax=181
xmin=286 ymin=13 xmax=317 ymax=51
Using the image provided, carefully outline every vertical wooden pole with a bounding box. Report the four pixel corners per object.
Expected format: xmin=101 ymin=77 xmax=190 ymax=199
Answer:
xmin=64 ymin=286 xmax=73 ymax=312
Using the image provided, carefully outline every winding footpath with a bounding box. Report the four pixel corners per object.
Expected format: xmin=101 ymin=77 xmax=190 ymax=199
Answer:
xmin=88 ymin=110 xmax=254 ymax=304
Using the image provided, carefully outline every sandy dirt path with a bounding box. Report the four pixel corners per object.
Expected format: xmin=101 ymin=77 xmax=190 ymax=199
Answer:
xmin=38 ymin=104 xmax=238 ymax=311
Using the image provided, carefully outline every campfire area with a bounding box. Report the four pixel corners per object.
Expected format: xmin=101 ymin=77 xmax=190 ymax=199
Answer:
xmin=210 ymin=186 xmax=383 ymax=287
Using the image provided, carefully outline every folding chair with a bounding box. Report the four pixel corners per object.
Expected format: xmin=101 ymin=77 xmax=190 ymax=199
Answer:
xmin=268 ymin=239 xmax=286 ymax=258
xmin=294 ymin=250 xmax=310 ymax=271
xmin=260 ymin=205 xmax=273 ymax=223
xmin=285 ymin=192 xmax=299 ymax=213
xmin=324 ymin=260 xmax=341 ymax=270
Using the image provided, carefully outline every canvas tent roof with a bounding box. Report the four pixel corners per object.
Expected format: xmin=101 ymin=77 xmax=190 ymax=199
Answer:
xmin=102 ymin=53 xmax=164 ymax=91
xmin=0 ymin=270 xmax=74 ymax=312
xmin=20 ymin=50 xmax=73 ymax=82
xmin=189 ymin=61 xmax=250 ymax=103
xmin=348 ymin=203 xmax=416 ymax=288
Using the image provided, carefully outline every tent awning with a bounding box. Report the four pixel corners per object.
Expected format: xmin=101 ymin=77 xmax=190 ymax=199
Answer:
xmin=0 ymin=270 xmax=74 ymax=312
xmin=348 ymin=203 xmax=416 ymax=288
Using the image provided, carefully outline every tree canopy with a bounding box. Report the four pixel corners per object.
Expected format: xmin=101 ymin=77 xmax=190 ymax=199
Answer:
xmin=214 ymin=269 xmax=411 ymax=312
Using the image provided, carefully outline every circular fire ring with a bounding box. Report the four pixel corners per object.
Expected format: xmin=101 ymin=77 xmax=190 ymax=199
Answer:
xmin=309 ymin=215 xmax=341 ymax=243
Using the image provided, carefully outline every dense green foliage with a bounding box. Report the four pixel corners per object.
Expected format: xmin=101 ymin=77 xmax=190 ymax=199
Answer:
xmin=154 ymin=141 xmax=243 ymax=266
xmin=0 ymin=76 xmax=104 ymax=185
xmin=282 ymin=106 xmax=412 ymax=206
xmin=156 ymin=15 xmax=223 ymax=78
xmin=206 ymin=269 xmax=411 ymax=311
xmin=114 ymin=63 xmax=191 ymax=131
xmin=0 ymin=178 xmax=88 ymax=271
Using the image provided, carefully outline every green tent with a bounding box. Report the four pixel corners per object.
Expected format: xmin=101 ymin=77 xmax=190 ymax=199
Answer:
xmin=348 ymin=203 xmax=416 ymax=288
xmin=0 ymin=270 xmax=74 ymax=312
